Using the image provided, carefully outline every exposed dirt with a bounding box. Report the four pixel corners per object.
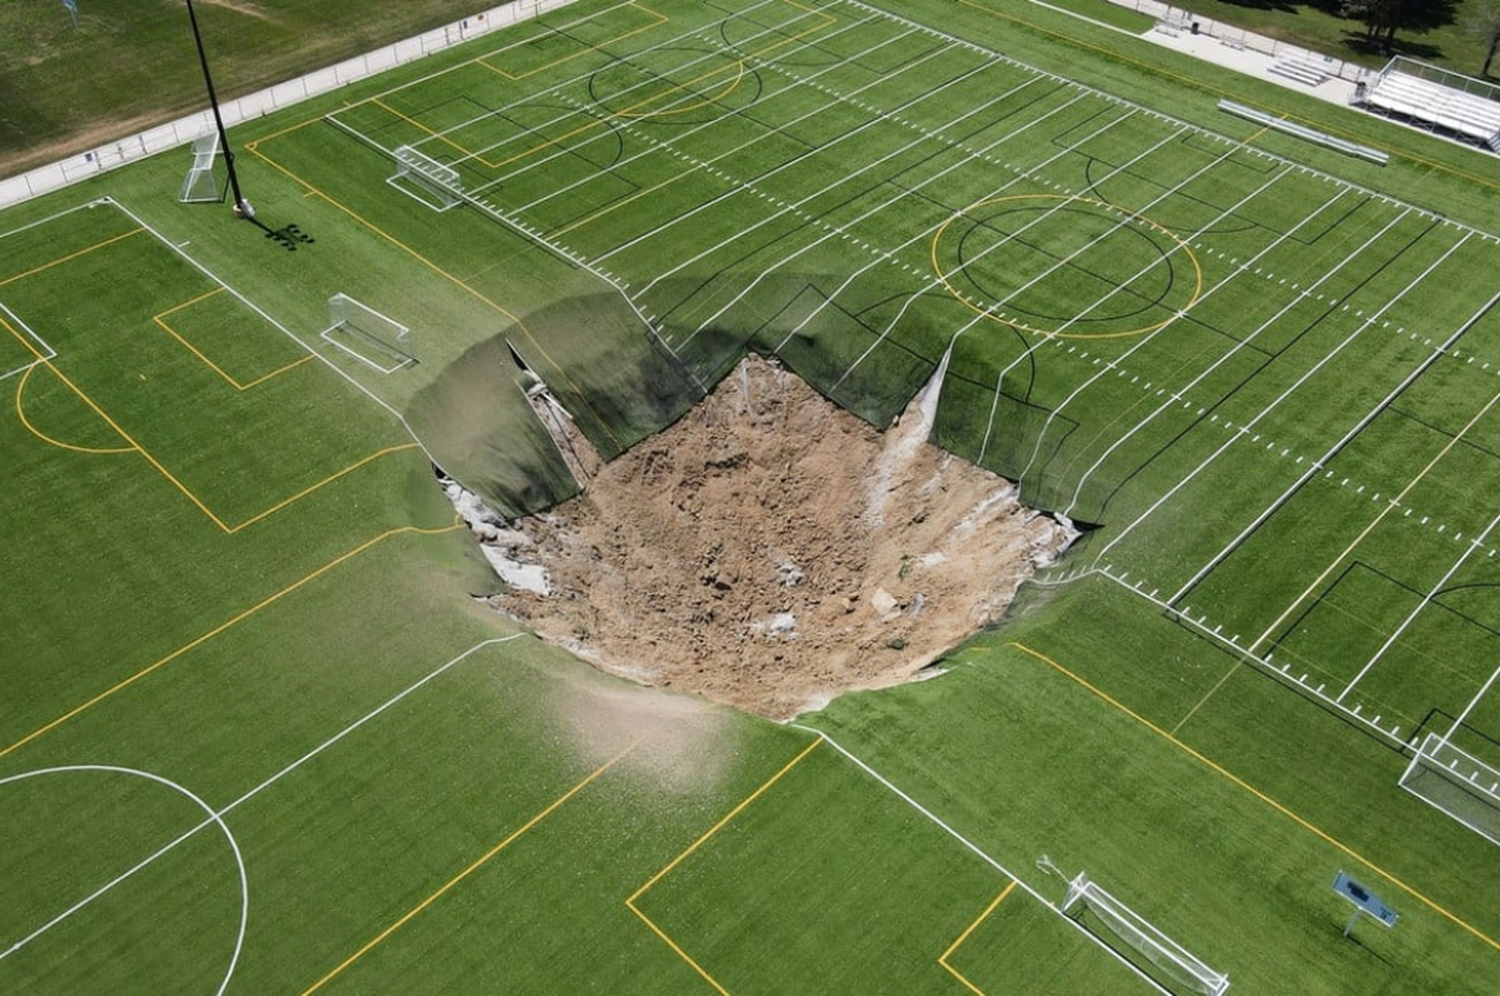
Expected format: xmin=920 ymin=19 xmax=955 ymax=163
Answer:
xmin=488 ymin=355 xmax=1073 ymax=721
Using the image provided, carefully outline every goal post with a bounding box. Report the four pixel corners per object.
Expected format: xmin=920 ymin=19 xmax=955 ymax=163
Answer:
xmin=1399 ymin=731 xmax=1500 ymax=846
xmin=388 ymin=144 xmax=465 ymax=212
xmin=322 ymin=293 xmax=415 ymax=373
xmin=1061 ymin=873 xmax=1230 ymax=996
xmin=179 ymin=131 xmax=227 ymax=204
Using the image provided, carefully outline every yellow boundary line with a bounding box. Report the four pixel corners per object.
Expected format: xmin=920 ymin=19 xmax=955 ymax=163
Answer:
xmin=0 ymin=521 xmax=465 ymax=763
xmin=481 ymin=1 xmax=668 ymax=81
xmin=956 ymin=0 xmax=1500 ymax=195
xmin=1006 ymin=641 xmax=1500 ymax=954
xmin=1248 ymin=385 xmax=1500 ymax=655
xmin=299 ymin=742 xmax=635 ymax=995
xmin=625 ymin=736 xmax=824 ymax=994
xmin=0 ymin=229 xmax=416 ymax=531
xmin=153 ymin=287 xmax=314 ymax=391
xmin=938 ymin=880 xmax=1018 ymax=996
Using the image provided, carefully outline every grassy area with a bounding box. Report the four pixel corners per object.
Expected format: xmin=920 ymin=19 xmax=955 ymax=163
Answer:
xmin=3 ymin=0 xmax=1500 ymax=991
xmin=0 ymin=0 xmax=493 ymax=179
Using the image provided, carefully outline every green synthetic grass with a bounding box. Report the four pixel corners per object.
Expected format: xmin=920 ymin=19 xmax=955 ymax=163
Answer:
xmin=4 ymin=0 xmax=1500 ymax=992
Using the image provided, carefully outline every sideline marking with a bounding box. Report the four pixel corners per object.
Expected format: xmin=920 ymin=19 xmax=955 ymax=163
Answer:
xmin=0 ymin=521 xmax=464 ymax=763
xmin=1006 ymin=641 xmax=1500 ymax=954
xmin=625 ymin=736 xmax=824 ymax=995
xmin=938 ymin=880 xmax=1017 ymax=996
xmin=481 ymin=1 xmax=669 ymax=80
xmin=300 ymin=742 xmax=634 ymax=995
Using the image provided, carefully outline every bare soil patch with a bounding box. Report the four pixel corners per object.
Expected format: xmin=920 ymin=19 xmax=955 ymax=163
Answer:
xmin=488 ymin=355 xmax=1072 ymax=721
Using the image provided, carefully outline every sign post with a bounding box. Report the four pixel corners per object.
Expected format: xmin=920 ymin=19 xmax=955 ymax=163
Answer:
xmin=1332 ymin=871 xmax=1398 ymax=939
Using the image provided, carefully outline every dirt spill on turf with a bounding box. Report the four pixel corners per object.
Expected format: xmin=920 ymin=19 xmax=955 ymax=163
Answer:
xmin=483 ymin=354 xmax=1074 ymax=721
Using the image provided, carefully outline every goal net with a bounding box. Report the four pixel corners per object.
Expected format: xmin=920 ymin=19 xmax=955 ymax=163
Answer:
xmin=388 ymin=144 xmax=464 ymax=212
xmin=1062 ymin=873 xmax=1230 ymax=996
xmin=1399 ymin=731 xmax=1500 ymax=846
xmin=179 ymin=131 xmax=227 ymax=204
xmin=322 ymin=294 xmax=415 ymax=373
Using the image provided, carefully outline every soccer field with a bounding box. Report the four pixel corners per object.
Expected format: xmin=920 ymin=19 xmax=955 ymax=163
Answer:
xmin=3 ymin=0 xmax=1500 ymax=992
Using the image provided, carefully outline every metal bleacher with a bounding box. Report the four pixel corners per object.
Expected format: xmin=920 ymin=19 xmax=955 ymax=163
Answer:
xmin=1361 ymin=58 xmax=1500 ymax=153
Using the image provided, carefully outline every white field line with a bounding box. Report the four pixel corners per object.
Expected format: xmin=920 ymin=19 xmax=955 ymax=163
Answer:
xmin=619 ymin=48 xmax=1003 ymax=287
xmin=1007 ymin=165 xmax=1299 ymax=484
xmin=0 ymin=635 xmax=523 ymax=969
xmin=790 ymin=725 xmax=1173 ymax=996
xmin=1338 ymin=463 xmax=1500 ymax=702
xmin=447 ymin=3 xmax=830 ymax=173
xmin=334 ymin=0 xmax=784 ymax=159
xmin=687 ymin=89 xmax=1109 ymax=355
xmin=703 ymin=97 xmax=1139 ymax=357
xmin=1058 ymin=187 xmax=1357 ymax=516
xmin=1170 ymin=231 xmax=1481 ymax=626
xmin=1094 ymin=206 xmax=1420 ymax=567
xmin=0 ymin=198 xmax=113 ymax=243
xmin=0 ymin=301 xmax=58 ymax=381
xmin=0 ymin=765 xmax=248 ymax=996
xmin=510 ymin=14 xmax=910 ymax=215
xmin=1439 ymin=662 xmax=1500 ymax=745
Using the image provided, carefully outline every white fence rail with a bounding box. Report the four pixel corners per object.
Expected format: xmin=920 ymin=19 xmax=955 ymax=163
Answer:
xmin=0 ymin=0 xmax=578 ymax=211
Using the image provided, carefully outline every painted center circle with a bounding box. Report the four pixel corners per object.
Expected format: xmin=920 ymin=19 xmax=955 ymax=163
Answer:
xmin=931 ymin=195 xmax=1202 ymax=339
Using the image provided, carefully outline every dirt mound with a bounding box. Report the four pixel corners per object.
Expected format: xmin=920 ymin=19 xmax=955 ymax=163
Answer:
xmin=489 ymin=354 xmax=1072 ymax=720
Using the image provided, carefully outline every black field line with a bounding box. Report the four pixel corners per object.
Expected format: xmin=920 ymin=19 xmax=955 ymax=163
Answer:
xmin=1156 ymin=229 xmax=1478 ymax=613
xmin=472 ymin=10 xmax=892 ymax=199
xmin=509 ymin=14 xmax=905 ymax=215
xmin=1007 ymin=168 xmax=1299 ymax=485
xmin=686 ymin=90 xmax=1113 ymax=356
xmin=333 ymin=0 xmax=786 ymax=159
xmin=1340 ymin=469 xmax=1500 ymax=704
xmin=1091 ymin=205 xmax=1422 ymax=564
xmin=751 ymin=93 xmax=1123 ymax=362
xmin=447 ymin=4 xmax=834 ymax=174
xmin=1054 ymin=188 xmax=1359 ymax=515
xmin=618 ymin=47 xmax=997 ymax=289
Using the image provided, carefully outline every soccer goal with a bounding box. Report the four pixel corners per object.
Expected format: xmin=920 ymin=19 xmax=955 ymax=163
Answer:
xmin=388 ymin=145 xmax=465 ymax=212
xmin=321 ymin=294 xmax=415 ymax=373
xmin=1062 ymin=873 xmax=1230 ymax=996
xmin=179 ymin=131 xmax=227 ymax=204
xmin=1399 ymin=731 xmax=1500 ymax=846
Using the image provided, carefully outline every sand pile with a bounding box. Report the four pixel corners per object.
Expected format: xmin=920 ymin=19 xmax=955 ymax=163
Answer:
xmin=487 ymin=354 xmax=1072 ymax=720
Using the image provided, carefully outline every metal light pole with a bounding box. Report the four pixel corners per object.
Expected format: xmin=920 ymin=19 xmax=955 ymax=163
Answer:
xmin=185 ymin=0 xmax=251 ymax=218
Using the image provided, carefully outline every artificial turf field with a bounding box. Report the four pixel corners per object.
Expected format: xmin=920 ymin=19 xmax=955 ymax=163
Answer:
xmin=3 ymin=0 xmax=1500 ymax=992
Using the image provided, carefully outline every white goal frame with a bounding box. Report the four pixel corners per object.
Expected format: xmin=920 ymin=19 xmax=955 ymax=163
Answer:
xmin=1062 ymin=873 xmax=1230 ymax=996
xmin=388 ymin=145 xmax=465 ymax=212
xmin=321 ymin=293 xmax=415 ymax=373
xmin=1400 ymin=731 xmax=1500 ymax=846
xmin=179 ymin=131 xmax=227 ymax=205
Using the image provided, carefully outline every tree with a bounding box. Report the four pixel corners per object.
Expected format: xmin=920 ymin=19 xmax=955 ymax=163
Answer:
xmin=1341 ymin=0 xmax=1460 ymax=54
xmin=1464 ymin=0 xmax=1500 ymax=77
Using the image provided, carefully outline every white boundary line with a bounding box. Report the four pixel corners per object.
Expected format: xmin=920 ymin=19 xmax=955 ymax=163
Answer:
xmin=319 ymin=325 xmax=414 ymax=375
xmin=0 ymin=300 xmax=58 ymax=382
xmin=0 ymin=764 xmax=249 ymax=996
xmin=791 ymin=725 xmax=1173 ymax=995
xmin=0 ymin=635 xmax=523 ymax=983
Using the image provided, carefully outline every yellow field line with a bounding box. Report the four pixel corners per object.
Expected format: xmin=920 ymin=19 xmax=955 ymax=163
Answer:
xmin=241 ymin=138 xmax=623 ymax=450
xmin=1006 ymin=641 xmax=1500 ymax=954
xmin=226 ymin=443 xmax=419 ymax=534
xmin=153 ymin=286 xmax=314 ymax=391
xmin=625 ymin=736 xmax=824 ymax=994
xmin=13 ymin=364 xmax=135 ymax=455
xmin=1249 ymin=385 xmax=1500 ymax=655
xmin=0 ymin=521 xmax=464 ymax=763
xmin=938 ymin=880 xmax=1017 ymax=996
xmin=0 ymin=227 xmax=143 ymax=288
xmin=300 ymin=743 xmax=634 ymax=995
xmin=482 ymin=2 xmax=668 ymax=80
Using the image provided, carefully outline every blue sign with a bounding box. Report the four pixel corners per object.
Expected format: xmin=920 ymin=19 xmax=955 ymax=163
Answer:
xmin=1333 ymin=872 xmax=1398 ymax=928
